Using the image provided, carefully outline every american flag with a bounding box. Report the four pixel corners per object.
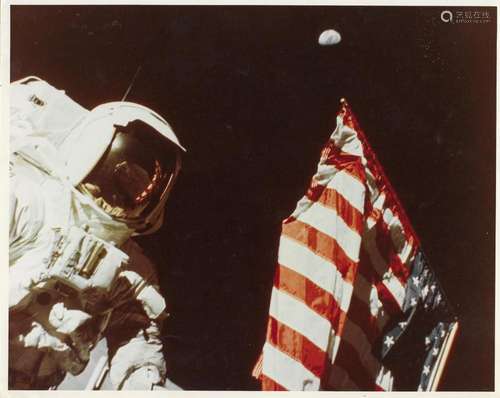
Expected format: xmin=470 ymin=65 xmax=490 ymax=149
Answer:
xmin=253 ymin=100 xmax=458 ymax=391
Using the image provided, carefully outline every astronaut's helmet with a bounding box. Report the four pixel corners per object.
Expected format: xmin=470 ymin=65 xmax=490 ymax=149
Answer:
xmin=61 ymin=102 xmax=185 ymax=233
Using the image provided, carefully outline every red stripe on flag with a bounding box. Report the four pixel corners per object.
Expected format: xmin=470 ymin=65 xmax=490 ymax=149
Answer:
xmin=319 ymin=143 xmax=364 ymax=178
xmin=274 ymin=264 xmax=344 ymax=329
xmin=374 ymin=219 xmax=411 ymax=283
xmin=309 ymin=150 xmax=365 ymax=191
xmin=306 ymin=155 xmax=365 ymax=234
xmin=261 ymin=374 xmax=287 ymax=391
xmin=332 ymin=340 xmax=381 ymax=390
xmin=272 ymin=263 xmax=350 ymax=358
xmin=307 ymin=186 xmax=364 ymax=233
xmin=282 ymin=220 xmax=358 ymax=284
xmin=273 ymin=264 xmax=385 ymax=385
xmin=374 ymin=280 xmax=404 ymax=318
xmin=267 ymin=316 xmax=328 ymax=378
xmin=359 ymin=248 xmax=404 ymax=318
xmin=347 ymin=293 xmax=380 ymax=344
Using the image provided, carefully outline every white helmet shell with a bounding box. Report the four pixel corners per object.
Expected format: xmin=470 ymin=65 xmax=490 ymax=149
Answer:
xmin=60 ymin=101 xmax=186 ymax=186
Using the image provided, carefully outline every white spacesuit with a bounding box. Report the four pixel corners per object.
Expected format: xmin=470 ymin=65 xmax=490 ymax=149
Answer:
xmin=9 ymin=77 xmax=185 ymax=390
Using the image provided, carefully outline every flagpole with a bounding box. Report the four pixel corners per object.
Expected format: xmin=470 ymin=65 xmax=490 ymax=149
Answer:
xmin=428 ymin=321 xmax=459 ymax=391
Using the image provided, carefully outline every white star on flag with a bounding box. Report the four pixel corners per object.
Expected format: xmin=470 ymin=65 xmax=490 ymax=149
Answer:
xmin=384 ymin=335 xmax=395 ymax=348
xmin=425 ymin=337 xmax=431 ymax=346
xmin=421 ymin=284 xmax=429 ymax=299
xmin=398 ymin=321 xmax=408 ymax=329
xmin=432 ymin=347 xmax=439 ymax=356
xmin=436 ymin=293 xmax=442 ymax=304
xmin=410 ymin=297 xmax=418 ymax=306
xmin=440 ymin=330 xmax=446 ymax=338
xmin=412 ymin=276 xmax=420 ymax=287
xmin=431 ymin=284 xmax=436 ymax=291
xmin=423 ymin=365 xmax=430 ymax=376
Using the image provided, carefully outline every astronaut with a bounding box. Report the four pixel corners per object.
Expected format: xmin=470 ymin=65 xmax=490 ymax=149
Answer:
xmin=8 ymin=76 xmax=185 ymax=390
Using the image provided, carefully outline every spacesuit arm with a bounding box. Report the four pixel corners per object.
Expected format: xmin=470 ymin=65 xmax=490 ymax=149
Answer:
xmin=8 ymin=173 xmax=47 ymax=310
xmin=104 ymin=306 xmax=166 ymax=390
xmin=103 ymin=240 xmax=167 ymax=390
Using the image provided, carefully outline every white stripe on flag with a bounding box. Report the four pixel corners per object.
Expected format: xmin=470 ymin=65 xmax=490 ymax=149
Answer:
xmin=278 ymin=235 xmax=353 ymax=312
xmin=398 ymin=239 xmax=414 ymax=267
xmin=382 ymin=276 xmax=406 ymax=309
xmin=381 ymin=208 xmax=415 ymax=266
xmin=326 ymin=168 xmax=365 ymax=213
xmin=314 ymin=164 xmax=339 ymax=185
xmin=352 ymin=272 xmax=380 ymax=317
xmin=331 ymin=123 xmax=365 ymax=159
xmin=348 ymin=272 xmax=391 ymax=331
xmin=262 ymin=342 xmax=321 ymax=391
xmin=291 ymin=166 xmax=365 ymax=228
xmin=297 ymin=202 xmax=362 ymax=262
xmin=278 ymin=239 xmax=391 ymax=334
xmin=363 ymin=226 xmax=406 ymax=308
xmin=364 ymin=167 xmax=380 ymax=204
xmin=269 ymin=286 xmax=332 ymax=351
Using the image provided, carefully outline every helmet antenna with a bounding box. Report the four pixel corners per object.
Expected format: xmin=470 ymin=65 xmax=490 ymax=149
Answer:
xmin=120 ymin=25 xmax=169 ymax=102
xmin=121 ymin=65 xmax=143 ymax=101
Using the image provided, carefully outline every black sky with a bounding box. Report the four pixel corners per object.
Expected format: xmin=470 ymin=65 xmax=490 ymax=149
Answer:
xmin=11 ymin=5 xmax=496 ymax=391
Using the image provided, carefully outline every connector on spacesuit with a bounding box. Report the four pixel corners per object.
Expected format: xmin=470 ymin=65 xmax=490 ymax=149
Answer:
xmin=9 ymin=77 xmax=185 ymax=390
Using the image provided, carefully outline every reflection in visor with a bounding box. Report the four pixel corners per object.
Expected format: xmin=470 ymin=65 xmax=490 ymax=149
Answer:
xmin=80 ymin=182 xmax=128 ymax=219
xmin=79 ymin=120 xmax=179 ymax=222
xmin=113 ymin=160 xmax=163 ymax=206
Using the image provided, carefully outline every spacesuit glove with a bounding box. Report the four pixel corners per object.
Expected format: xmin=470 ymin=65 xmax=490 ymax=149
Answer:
xmin=121 ymin=365 xmax=164 ymax=390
